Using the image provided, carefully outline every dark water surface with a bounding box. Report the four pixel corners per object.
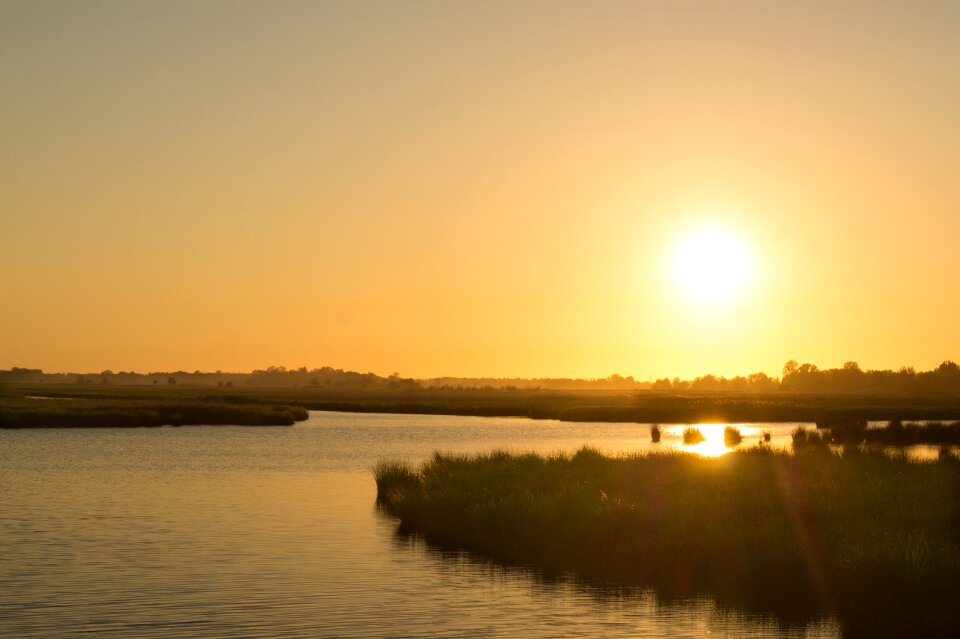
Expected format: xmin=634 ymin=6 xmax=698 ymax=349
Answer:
xmin=1 ymin=412 xmax=840 ymax=638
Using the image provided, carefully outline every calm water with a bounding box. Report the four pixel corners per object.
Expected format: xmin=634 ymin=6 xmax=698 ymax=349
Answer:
xmin=0 ymin=412 xmax=842 ymax=638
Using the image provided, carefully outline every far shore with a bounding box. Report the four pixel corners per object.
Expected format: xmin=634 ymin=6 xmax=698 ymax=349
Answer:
xmin=0 ymin=388 xmax=307 ymax=428
xmin=5 ymin=383 xmax=960 ymax=432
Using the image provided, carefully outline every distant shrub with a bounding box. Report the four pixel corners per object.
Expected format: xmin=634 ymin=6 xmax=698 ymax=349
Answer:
xmin=826 ymin=420 xmax=867 ymax=444
xmin=650 ymin=424 xmax=661 ymax=443
xmin=682 ymin=427 xmax=705 ymax=445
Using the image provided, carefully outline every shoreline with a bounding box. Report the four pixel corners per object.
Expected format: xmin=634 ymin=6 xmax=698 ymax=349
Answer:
xmin=5 ymin=384 xmax=960 ymax=429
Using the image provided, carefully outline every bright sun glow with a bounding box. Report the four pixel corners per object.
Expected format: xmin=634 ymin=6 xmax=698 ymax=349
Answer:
xmin=673 ymin=424 xmax=761 ymax=457
xmin=673 ymin=227 xmax=751 ymax=302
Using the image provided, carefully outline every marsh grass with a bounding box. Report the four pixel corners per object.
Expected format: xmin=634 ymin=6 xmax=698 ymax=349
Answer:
xmin=682 ymin=426 xmax=705 ymax=444
xmin=376 ymin=447 xmax=960 ymax=637
xmin=0 ymin=393 xmax=307 ymax=428
xmin=792 ymin=426 xmax=830 ymax=448
xmin=798 ymin=420 xmax=960 ymax=447
xmin=867 ymin=420 xmax=960 ymax=445
xmin=9 ymin=384 xmax=960 ymax=424
xmin=374 ymin=461 xmax=421 ymax=495
xmin=723 ymin=425 xmax=743 ymax=447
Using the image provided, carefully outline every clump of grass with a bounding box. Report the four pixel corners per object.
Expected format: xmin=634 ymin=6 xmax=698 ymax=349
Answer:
xmin=650 ymin=424 xmax=661 ymax=443
xmin=723 ymin=425 xmax=743 ymax=447
xmin=825 ymin=420 xmax=868 ymax=444
xmin=791 ymin=426 xmax=829 ymax=448
xmin=682 ymin=426 xmax=705 ymax=444
xmin=376 ymin=447 xmax=960 ymax=637
xmin=374 ymin=461 xmax=421 ymax=506
xmin=374 ymin=460 xmax=419 ymax=489
xmin=762 ymin=430 xmax=772 ymax=443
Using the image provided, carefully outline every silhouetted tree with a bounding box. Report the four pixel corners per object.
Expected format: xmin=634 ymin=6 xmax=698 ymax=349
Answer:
xmin=783 ymin=360 xmax=799 ymax=377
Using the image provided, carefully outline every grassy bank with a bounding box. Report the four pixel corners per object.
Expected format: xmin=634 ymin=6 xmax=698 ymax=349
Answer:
xmin=805 ymin=420 xmax=960 ymax=446
xmin=376 ymin=447 xmax=960 ymax=637
xmin=9 ymin=383 xmax=960 ymax=425
xmin=0 ymin=392 xmax=308 ymax=428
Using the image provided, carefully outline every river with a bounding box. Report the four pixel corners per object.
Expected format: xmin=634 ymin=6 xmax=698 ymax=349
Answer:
xmin=1 ymin=411 xmax=847 ymax=638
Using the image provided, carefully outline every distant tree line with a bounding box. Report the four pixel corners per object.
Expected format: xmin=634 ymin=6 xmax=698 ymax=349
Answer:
xmin=249 ymin=366 xmax=420 ymax=390
xmin=779 ymin=360 xmax=960 ymax=395
xmin=423 ymin=374 xmax=645 ymax=391
xmin=651 ymin=372 xmax=780 ymax=393
xmin=2 ymin=360 xmax=959 ymax=395
xmin=649 ymin=360 xmax=960 ymax=396
xmin=0 ymin=367 xmax=45 ymax=384
xmin=0 ymin=365 xmax=421 ymax=390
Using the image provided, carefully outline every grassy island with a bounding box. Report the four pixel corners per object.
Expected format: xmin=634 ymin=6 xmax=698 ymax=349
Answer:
xmin=376 ymin=447 xmax=960 ymax=637
xmin=0 ymin=392 xmax=308 ymax=428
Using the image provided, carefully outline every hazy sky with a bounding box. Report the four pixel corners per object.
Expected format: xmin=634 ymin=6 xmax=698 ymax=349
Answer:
xmin=2 ymin=1 xmax=959 ymax=379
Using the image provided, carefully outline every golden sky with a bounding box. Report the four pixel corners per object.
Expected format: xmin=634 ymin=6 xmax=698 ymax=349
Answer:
xmin=2 ymin=1 xmax=959 ymax=379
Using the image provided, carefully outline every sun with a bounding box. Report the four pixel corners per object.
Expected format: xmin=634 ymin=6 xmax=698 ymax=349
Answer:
xmin=672 ymin=227 xmax=751 ymax=302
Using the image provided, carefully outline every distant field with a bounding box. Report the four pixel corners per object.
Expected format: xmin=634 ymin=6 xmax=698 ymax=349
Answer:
xmin=5 ymin=383 xmax=960 ymax=426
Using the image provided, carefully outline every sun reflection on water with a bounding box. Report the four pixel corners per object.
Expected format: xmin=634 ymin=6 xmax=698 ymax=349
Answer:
xmin=670 ymin=423 xmax=761 ymax=457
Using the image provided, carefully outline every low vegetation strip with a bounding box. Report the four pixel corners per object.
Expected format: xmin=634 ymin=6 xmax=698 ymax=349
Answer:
xmin=8 ymin=384 xmax=960 ymax=424
xmin=376 ymin=447 xmax=960 ymax=638
xmin=805 ymin=420 xmax=960 ymax=446
xmin=0 ymin=395 xmax=308 ymax=428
